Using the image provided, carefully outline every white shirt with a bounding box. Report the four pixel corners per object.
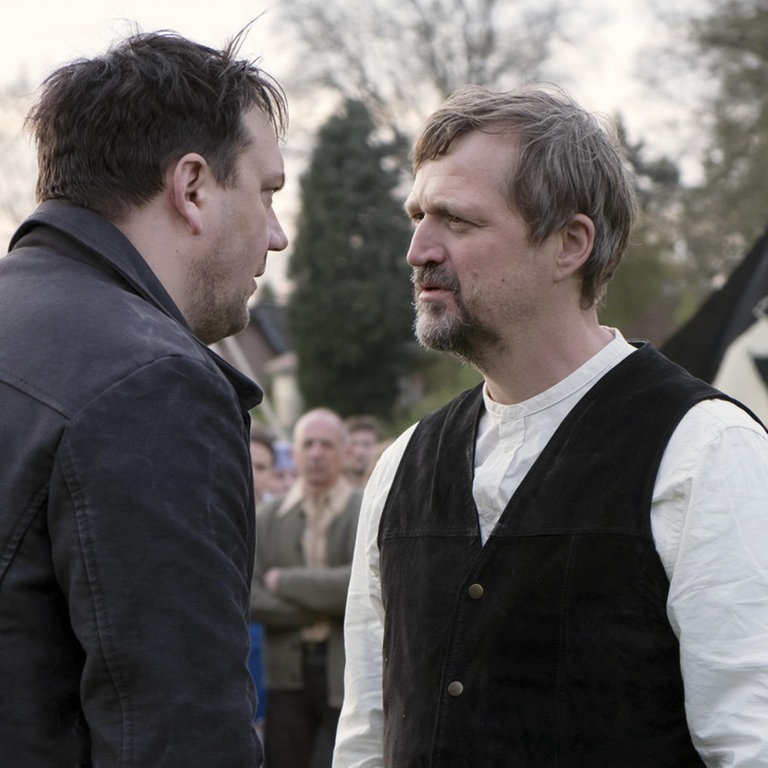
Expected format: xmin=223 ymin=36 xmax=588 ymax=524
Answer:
xmin=333 ymin=333 xmax=768 ymax=768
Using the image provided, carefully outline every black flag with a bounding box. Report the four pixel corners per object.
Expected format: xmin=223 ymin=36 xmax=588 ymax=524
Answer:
xmin=661 ymin=227 xmax=768 ymax=383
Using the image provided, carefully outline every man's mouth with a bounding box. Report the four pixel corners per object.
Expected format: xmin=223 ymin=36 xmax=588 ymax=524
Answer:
xmin=412 ymin=268 xmax=457 ymax=294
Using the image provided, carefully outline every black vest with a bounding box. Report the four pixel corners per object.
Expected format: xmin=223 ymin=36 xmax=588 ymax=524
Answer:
xmin=379 ymin=345 xmax=735 ymax=767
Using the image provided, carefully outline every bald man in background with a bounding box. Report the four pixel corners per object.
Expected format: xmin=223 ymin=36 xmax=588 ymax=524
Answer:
xmin=250 ymin=408 xmax=362 ymax=768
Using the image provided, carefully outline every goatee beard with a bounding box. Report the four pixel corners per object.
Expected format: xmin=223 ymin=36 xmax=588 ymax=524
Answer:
xmin=411 ymin=266 xmax=498 ymax=366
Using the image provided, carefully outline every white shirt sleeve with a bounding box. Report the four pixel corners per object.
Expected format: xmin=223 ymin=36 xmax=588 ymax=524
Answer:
xmin=653 ymin=399 xmax=768 ymax=766
xmin=332 ymin=426 xmax=416 ymax=768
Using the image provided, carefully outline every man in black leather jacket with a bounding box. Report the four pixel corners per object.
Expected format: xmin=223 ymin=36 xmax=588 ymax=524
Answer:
xmin=0 ymin=27 xmax=288 ymax=767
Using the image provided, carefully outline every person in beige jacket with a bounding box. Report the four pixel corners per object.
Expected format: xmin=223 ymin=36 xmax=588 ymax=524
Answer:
xmin=250 ymin=408 xmax=362 ymax=768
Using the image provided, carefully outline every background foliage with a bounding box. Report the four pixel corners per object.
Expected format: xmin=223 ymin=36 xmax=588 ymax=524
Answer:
xmin=286 ymin=99 xmax=415 ymax=420
xmin=4 ymin=0 xmax=768 ymax=432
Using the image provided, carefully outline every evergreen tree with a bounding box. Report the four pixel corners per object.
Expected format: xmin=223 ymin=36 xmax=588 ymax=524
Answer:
xmin=681 ymin=0 xmax=768 ymax=286
xmin=287 ymin=99 xmax=414 ymax=419
xmin=600 ymin=116 xmax=687 ymax=344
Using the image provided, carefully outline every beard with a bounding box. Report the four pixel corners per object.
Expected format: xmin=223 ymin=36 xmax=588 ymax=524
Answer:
xmin=411 ymin=266 xmax=500 ymax=365
xmin=186 ymin=249 xmax=252 ymax=345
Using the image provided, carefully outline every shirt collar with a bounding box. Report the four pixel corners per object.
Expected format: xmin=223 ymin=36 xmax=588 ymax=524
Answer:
xmin=277 ymin=475 xmax=355 ymax=517
xmin=482 ymin=329 xmax=635 ymax=423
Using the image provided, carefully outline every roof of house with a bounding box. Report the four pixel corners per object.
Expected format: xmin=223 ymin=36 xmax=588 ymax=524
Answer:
xmin=248 ymin=301 xmax=292 ymax=356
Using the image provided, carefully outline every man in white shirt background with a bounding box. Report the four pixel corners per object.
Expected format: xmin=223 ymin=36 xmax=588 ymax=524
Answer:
xmin=332 ymin=84 xmax=768 ymax=767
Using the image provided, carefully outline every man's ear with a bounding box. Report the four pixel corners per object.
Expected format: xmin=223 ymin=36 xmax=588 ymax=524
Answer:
xmin=554 ymin=213 xmax=595 ymax=282
xmin=170 ymin=153 xmax=210 ymax=236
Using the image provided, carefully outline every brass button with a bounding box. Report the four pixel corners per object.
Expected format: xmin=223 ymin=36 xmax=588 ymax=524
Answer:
xmin=468 ymin=583 xmax=484 ymax=599
xmin=447 ymin=681 xmax=464 ymax=697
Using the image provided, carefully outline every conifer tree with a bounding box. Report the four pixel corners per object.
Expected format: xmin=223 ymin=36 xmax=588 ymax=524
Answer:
xmin=287 ymin=99 xmax=414 ymax=419
xmin=681 ymin=0 xmax=768 ymax=284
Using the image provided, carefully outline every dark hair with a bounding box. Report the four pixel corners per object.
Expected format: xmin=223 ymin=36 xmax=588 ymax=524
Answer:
xmin=411 ymin=84 xmax=636 ymax=307
xmin=344 ymin=414 xmax=381 ymax=438
xmin=26 ymin=25 xmax=287 ymax=221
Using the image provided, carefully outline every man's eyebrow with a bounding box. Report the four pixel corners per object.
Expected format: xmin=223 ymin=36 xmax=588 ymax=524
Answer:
xmin=405 ymin=198 xmax=456 ymax=218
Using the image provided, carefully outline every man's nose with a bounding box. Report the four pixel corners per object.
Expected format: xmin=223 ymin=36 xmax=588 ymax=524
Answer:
xmin=406 ymin=220 xmax=445 ymax=267
xmin=268 ymin=209 xmax=288 ymax=252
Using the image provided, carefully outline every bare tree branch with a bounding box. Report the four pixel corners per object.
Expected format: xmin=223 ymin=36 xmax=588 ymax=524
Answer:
xmin=277 ymin=0 xmax=567 ymax=139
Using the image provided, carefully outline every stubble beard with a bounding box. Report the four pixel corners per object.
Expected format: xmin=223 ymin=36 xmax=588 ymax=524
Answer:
xmin=187 ymin=251 xmax=252 ymax=345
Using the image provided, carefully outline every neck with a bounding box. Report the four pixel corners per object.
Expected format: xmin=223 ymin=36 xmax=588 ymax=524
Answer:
xmin=114 ymin=205 xmax=192 ymax=321
xmin=480 ymin=321 xmax=614 ymax=406
xmin=303 ymin=479 xmax=336 ymax=501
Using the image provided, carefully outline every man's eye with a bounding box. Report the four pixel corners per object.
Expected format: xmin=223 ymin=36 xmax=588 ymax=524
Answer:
xmin=446 ymin=214 xmax=471 ymax=228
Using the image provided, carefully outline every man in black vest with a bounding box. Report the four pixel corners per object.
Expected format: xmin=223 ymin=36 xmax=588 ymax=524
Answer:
xmin=332 ymin=85 xmax=768 ymax=767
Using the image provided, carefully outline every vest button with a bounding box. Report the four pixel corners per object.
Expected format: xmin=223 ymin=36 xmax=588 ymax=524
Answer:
xmin=468 ymin=583 xmax=484 ymax=599
xmin=447 ymin=681 xmax=464 ymax=697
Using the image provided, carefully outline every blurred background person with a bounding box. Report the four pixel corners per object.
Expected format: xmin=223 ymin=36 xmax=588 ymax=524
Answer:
xmin=361 ymin=438 xmax=394 ymax=489
xmin=250 ymin=425 xmax=278 ymax=506
xmin=272 ymin=438 xmax=298 ymax=495
xmin=250 ymin=408 xmax=362 ymax=768
xmin=248 ymin=425 xmax=278 ymax=738
xmin=342 ymin=414 xmax=381 ymax=488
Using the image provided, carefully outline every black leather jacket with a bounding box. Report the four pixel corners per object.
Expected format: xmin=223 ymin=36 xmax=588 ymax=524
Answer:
xmin=0 ymin=201 xmax=264 ymax=766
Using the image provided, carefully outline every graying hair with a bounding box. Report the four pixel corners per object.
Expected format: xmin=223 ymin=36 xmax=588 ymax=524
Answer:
xmin=411 ymin=84 xmax=637 ymax=307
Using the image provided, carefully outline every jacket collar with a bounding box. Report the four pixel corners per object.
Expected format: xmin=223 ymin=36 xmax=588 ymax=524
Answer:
xmin=11 ymin=200 xmax=186 ymax=325
xmin=10 ymin=200 xmax=263 ymax=410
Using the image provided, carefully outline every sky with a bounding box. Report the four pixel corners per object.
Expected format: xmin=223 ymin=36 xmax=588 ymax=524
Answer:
xmin=0 ymin=1 xmax=288 ymax=90
xmin=0 ymin=0 xmax=707 ymax=260
xmin=0 ymin=0 xmax=699 ymax=136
